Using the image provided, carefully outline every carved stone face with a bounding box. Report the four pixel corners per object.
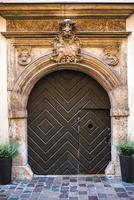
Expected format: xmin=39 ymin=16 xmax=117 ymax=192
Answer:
xmin=17 ymin=47 xmax=32 ymax=66
xmin=103 ymin=45 xmax=119 ymax=66
xmin=62 ymin=23 xmax=73 ymax=38
xmin=20 ymin=49 xmax=30 ymax=62
xmin=59 ymin=19 xmax=75 ymax=38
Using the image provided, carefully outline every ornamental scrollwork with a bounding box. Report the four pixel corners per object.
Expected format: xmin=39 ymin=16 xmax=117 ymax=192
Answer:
xmin=51 ymin=19 xmax=82 ymax=63
xmin=103 ymin=45 xmax=119 ymax=66
xmin=7 ymin=19 xmax=125 ymax=32
xmin=17 ymin=46 xmax=32 ymax=66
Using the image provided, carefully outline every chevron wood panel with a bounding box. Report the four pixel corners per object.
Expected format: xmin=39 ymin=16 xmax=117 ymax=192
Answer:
xmin=27 ymin=70 xmax=111 ymax=175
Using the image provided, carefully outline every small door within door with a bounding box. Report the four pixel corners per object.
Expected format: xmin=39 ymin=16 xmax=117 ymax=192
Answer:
xmin=27 ymin=70 xmax=111 ymax=175
xmin=77 ymin=108 xmax=111 ymax=174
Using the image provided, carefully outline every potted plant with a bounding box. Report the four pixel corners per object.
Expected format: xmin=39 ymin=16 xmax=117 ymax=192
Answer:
xmin=0 ymin=141 xmax=18 ymax=185
xmin=117 ymin=140 xmax=134 ymax=183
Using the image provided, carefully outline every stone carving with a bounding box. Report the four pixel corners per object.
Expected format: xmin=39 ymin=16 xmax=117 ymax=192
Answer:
xmin=105 ymin=20 xmax=125 ymax=32
xmin=7 ymin=20 xmax=58 ymax=32
xmin=103 ymin=45 xmax=119 ymax=66
xmin=77 ymin=19 xmax=125 ymax=32
xmin=7 ymin=19 xmax=126 ymax=32
xmin=17 ymin=46 xmax=32 ymax=66
xmin=51 ymin=19 xmax=82 ymax=63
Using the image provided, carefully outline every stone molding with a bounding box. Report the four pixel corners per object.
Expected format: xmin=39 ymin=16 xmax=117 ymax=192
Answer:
xmin=0 ymin=4 xmax=134 ymax=19
xmin=12 ymin=51 xmax=120 ymax=97
xmin=6 ymin=38 xmax=123 ymax=48
xmin=1 ymin=0 xmax=134 ymax=3
xmin=2 ymin=31 xmax=131 ymax=39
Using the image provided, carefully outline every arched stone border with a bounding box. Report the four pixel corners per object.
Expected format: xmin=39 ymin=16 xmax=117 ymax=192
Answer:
xmin=8 ymin=51 xmax=129 ymax=179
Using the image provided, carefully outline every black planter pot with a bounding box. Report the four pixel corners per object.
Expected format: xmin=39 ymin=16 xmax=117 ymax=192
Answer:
xmin=119 ymin=155 xmax=134 ymax=183
xmin=0 ymin=157 xmax=12 ymax=185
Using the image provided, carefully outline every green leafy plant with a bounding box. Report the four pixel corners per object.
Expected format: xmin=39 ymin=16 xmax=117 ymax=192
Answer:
xmin=0 ymin=141 xmax=18 ymax=158
xmin=117 ymin=141 xmax=134 ymax=156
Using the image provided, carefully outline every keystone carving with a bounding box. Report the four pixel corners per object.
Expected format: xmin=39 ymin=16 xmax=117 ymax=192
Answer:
xmin=17 ymin=46 xmax=32 ymax=66
xmin=103 ymin=45 xmax=119 ymax=66
xmin=51 ymin=19 xmax=82 ymax=63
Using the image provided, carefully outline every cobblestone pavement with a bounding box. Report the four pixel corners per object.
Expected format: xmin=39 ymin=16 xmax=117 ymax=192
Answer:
xmin=0 ymin=176 xmax=134 ymax=200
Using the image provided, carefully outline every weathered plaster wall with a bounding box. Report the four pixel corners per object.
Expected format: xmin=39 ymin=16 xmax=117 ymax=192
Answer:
xmin=127 ymin=13 xmax=134 ymax=141
xmin=0 ymin=16 xmax=9 ymax=143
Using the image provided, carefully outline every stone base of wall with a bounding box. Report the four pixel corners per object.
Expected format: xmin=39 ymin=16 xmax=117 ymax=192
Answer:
xmin=12 ymin=165 xmax=33 ymax=180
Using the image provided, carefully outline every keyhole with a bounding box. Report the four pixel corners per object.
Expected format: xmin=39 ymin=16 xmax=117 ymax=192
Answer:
xmin=88 ymin=123 xmax=93 ymax=129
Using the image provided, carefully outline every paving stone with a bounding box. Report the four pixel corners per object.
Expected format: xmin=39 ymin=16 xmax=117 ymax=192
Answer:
xmin=117 ymin=192 xmax=129 ymax=197
xmin=114 ymin=188 xmax=126 ymax=193
xmin=62 ymin=183 xmax=69 ymax=186
xmin=104 ymin=184 xmax=111 ymax=187
xmin=29 ymin=196 xmax=40 ymax=200
xmin=79 ymin=183 xmax=86 ymax=187
xmin=98 ymin=193 xmax=107 ymax=198
xmin=86 ymin=177 xmax=93 ymax=182
xmin=88 ymin=196 xmax=98 ymax=200
xmin=20 ymin=193 xmax=31 ymax=198
xmin=0 ymin=175 xmax=134 ymax=200
xmin=69 ymin=197 xmax=78 ymax=200
xmin=79 ymin=191 xmax=87 ymax=195
xmin=125 ymin=187 xmax=134 ymax=192
xmin=60 ymin=193 xmax=69 ymax=198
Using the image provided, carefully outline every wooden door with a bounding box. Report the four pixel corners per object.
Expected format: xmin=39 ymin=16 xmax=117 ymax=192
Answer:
xmin=27 ymin=70 xmax=111 ymax=174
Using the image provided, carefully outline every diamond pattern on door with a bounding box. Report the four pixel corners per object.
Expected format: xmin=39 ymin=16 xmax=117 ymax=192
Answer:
xmin=27 ymin=70 xmax=111 ymax=175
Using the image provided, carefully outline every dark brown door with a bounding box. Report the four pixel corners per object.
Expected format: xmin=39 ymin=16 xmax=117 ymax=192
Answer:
xmin=27 ymin=70 xmax=111 ymax=175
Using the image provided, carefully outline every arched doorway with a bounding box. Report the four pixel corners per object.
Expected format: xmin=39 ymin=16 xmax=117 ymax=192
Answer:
xmin=27 ymin=70 xmax=111 ymax=175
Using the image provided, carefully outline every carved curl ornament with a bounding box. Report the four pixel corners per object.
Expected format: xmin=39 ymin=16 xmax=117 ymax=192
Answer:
xmin=17 ymin=46 xmax=32 ymax=66
xmin=103 ymin=45 xmax=119 ymax=66
xmin=51 ymin=19 xmax=82 ymax=63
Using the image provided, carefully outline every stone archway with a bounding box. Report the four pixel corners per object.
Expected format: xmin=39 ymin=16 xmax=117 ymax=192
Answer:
xmin=9 ymin=52 xmax=128 ymax=179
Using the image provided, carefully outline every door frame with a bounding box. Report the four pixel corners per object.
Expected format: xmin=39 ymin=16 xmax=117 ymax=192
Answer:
xmin=8 ymin=52 xmax=129 ymax=178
